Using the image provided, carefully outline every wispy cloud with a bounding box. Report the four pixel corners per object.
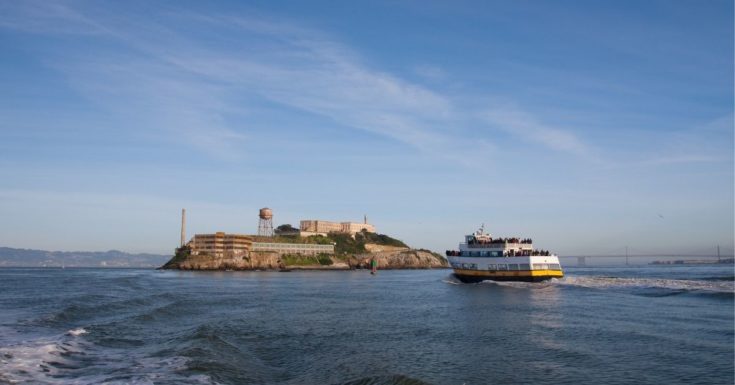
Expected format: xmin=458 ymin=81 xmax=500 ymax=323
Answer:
xmin=0 ymin=1 xmax=726 ymax=171
xmin=633 ymin=113 xmax=734 ymax=167
xmin=1 ymin=3 xmax=463 ymax=159
xmin=481 ymin=107 xmax=594 ymax=158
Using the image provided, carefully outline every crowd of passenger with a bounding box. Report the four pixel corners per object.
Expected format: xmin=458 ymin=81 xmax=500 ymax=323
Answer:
xmin=508 ymin=249 xmax=551 ymax=257
xmin=445 ymin=249 xmax=552 ymax=257
xmin=468 ymin=237 xmax=533 ymax=245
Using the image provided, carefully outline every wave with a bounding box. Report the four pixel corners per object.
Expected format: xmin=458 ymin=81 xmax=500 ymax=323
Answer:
xmin=444 ymin=274 xmax=734 ymax=297
xmin=336 ymin=374 xmax=435 ymax=385
xmin=37 ymin=292 xmax=181 ymax=327
xmin=66 ymin=327 xmax=88 ymax=336
xmin=557 ymin=276 xmax=734 ymax=295
xmin=699 ymin=275 xmax=735 ymax=281
xmin=0 ymin=327 xmax=216 ymax=385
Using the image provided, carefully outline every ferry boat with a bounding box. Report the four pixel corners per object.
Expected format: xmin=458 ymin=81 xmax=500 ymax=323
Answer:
xmin=446 ymin=225 xmax=563 ymax=283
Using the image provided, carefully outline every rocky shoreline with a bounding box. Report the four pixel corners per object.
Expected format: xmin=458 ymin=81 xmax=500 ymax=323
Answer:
xmin=161 ymin=248 xmax=448 ymax=271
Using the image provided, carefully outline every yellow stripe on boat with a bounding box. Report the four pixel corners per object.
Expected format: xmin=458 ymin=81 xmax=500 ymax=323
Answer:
xmin=452 ymin=269 xmax=564 ymax=278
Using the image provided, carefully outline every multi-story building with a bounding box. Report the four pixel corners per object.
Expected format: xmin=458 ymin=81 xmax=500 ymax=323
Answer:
xmin=189 ymin=232 xmax=252 ymax=258
xmin=251 ymin=242 xmax=334 ymax=255
xmin=188 ymin=232 xmax=334 ymax=257
xmin=300 ymin=219 xmax=375 ymax=236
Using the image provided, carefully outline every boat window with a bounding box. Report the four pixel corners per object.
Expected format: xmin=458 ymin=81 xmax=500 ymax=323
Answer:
xmin=519 ymin=264 xmax=530 ymax=270
xmin=497 ymin=264 xmax=508 ymax=270
xmin=471 ymin=263 xmax=478 ymax=270
xmin=509 ymin=264 xmax=519 ymax=270
xmin=533 ymin=263 xmax=549 ymax=270
xmin=550 ymin=263 xmax=561 ymax=270
xmin=487 ymin=264 xmax=496 ymax=270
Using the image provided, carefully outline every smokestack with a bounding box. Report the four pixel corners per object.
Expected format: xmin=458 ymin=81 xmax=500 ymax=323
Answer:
xmin=364 ymin=214 xmax=367 ymax=224
xmin=181 ymin=209 xmax=186 ymax=247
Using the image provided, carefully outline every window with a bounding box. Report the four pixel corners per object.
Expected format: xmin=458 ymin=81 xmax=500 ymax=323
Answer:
xmin=520 ymin=264 xmax=530 ymax=270
xmin=550 ymin=264 xmax=561 ymax=270
xmin=533 ymin=263 xmax=549 ymax=270
xmin=497 ymin=264 xmax=508 ymax=271
xmin=488 ymin=264 xmax=497 ymax=271
xmin=509 ymin=264 xmax=519 ymax=271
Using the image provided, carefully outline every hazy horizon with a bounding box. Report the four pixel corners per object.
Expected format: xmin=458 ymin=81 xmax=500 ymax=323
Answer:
xmin=0 ymin=0 xmax=732 ymax=256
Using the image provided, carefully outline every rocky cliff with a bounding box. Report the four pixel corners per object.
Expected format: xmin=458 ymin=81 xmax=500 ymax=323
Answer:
xmin=350 ymin=249 xmax=447 ymax=269
xmin=161 ymin=247 xmax=447 ymax=271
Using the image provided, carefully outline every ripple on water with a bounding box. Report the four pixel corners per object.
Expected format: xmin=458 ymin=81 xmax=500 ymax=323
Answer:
xmin=0 ymin=327 xmax=217 ymax=385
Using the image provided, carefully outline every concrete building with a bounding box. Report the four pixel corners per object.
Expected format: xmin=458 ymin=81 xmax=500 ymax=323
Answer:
xmin=189 ymin=232 xmax=253 ymax=258
xmin=187 ymin=232 xmax=333 ymax=257
xmin=299 ymin=218 xmax=375 ymax=236
xmin=251 ymin=242 xmax=334 ymax=255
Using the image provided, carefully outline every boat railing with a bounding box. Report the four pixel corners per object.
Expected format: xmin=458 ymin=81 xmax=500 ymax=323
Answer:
xmin=466 ymin=243 xmax=532 ymax=249
xmin=446 ymin=250 xmax=554 ymax=257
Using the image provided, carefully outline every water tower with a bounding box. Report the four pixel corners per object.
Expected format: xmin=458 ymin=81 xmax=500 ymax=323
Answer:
xmin=258 ymin=207 xmax=274 ymax=237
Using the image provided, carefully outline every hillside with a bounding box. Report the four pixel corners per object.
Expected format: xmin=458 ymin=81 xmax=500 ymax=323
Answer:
xmin=161 ymin=231 xmax=447 ymax=270
xmin=0 ymin=247 xmax=169 ymax=268
xmin=252 ymin=230 xmax=409 ymax=255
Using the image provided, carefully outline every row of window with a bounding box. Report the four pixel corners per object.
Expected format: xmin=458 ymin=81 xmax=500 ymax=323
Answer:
xmin=252 ymin=243 xmax=334 ymax=250
xmin=451 ymin=263 xmax=561 ymax=271
xmin=464 ymin=251 xmax=504 ymax=257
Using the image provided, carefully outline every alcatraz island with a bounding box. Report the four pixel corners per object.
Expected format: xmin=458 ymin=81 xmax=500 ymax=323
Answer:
xmin=161 ymin=208 xmax=448 ymax=271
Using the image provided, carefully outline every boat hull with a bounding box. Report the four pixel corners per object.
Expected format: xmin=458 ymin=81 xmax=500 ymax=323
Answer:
xmin=452 ymin=269 xmax=563 ymax=283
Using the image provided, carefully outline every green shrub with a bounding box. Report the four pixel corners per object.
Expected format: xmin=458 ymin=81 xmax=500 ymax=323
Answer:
xmin=162 ymin=245 xmax=191 ymax=268
xmin=317 ymin=254 xmax=333 ymax=265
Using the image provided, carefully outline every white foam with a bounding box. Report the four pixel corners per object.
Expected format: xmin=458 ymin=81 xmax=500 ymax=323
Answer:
xmin=0 ymin=340 xmax=70 ymax=383
xmin=67 ymin=328 xmax=88 ymax=336
xmin=444 ymin=275 xmax=733 ymax=293
xmin=556 ymin=276 xmax=734 ymax=293
xmin=0 ymin=330 xmax=218 ymax=385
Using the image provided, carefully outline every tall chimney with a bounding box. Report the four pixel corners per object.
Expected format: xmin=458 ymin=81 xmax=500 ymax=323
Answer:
xmin=364 ymin=214 xmax=367 ymax=224
xmin=181 ymin=208 xmax=186 ymax=247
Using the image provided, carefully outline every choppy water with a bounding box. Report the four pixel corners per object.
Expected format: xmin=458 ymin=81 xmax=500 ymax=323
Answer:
xmin=0 ymin=266 xmax=732 ymax=385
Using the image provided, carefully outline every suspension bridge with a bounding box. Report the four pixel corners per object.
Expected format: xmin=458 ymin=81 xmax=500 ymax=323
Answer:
xmin=559 ymin=245 xmax=734 ymax=266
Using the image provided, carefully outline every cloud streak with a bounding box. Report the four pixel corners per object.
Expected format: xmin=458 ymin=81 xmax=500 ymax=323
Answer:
xmin=481 ymin=107 xmax=595 ymax=158
xmin=1 ymin=1 xmax=724 ymax=169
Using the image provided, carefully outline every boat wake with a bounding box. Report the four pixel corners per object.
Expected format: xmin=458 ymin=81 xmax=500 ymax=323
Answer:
xmin=556 ymin=276 xmax=734 ymax=294
xmin=0 ymin=327 xmax=215 ymax=385
xmin=445 ymin=274 xmax=734 ymax=297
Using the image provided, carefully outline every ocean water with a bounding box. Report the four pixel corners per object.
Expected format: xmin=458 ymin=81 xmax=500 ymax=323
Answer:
xmin=0 ymin=266 xmax=732 ymax=385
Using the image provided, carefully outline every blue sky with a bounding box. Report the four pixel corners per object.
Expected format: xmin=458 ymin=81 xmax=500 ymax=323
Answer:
xmin=0 ymin=0 xmax=732 ymax=256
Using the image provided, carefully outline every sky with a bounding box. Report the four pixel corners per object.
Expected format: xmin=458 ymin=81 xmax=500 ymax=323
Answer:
xmin=0 ymin=0 xmax=732 ymax=256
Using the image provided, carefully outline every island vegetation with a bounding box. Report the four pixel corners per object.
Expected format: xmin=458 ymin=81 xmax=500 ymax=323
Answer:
xmin=161 ymin=227 xmax=446 ymax=271
xmin=253 ymin=228 xmax=409 ymax=256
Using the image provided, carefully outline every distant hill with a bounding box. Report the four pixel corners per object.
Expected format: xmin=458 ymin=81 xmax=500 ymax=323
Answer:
xmin=0 ymin=247 xmax=169 ymax=268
